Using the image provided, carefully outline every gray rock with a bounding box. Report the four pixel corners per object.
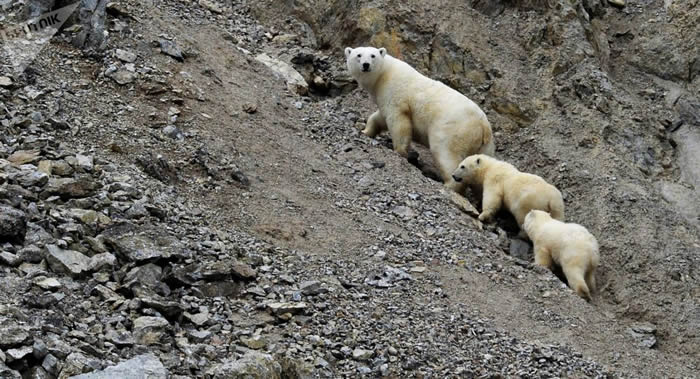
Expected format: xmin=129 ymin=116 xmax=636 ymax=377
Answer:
xmin=12 ymin=168 xmax=49 ymax=188
xmin=365 ymin=266 xmax=413 ymax=288
xmin=23 ymin=366 xmax=51 ymax=379
xmin=0 ymin=251 xmax=22 ymax=266
xmin=33 ymin=339 xmax=49 ymax=359
xmin=139 ymin=297 xmax=183 ymax=319
xmin=0 ymin=361 xmax=20 ymax=379
xmin=0 ymin=76 xmax=13 ymax=87
xmin=45 ymin=245 xmax=90 ymax=277
xmin=391 ymin=205 xmax=416 ymax=218
xmin=42 ymin=354 xmax=60 ymax=375
xmin=300 ymin=280 xmax=326 ymax=296
xmin=628 ymin=322 xmax=657 ymax=349
xmin=123 ymin=263 xmax=166 ymax=297
xmin=87 ymin=253 xmax=117 ymax=272
xmin=109 ymin=69 xmax=137 ymax=85
xmin=207 ymin=351 xmax=282 ymax=379
xmin=6 ymin=345 xmax=32 ymax=362
xmin=45 ymin=177 xmax=100 ymax=199
xmin=75 ymin=154 xmax=94 ymax=172
xmin=0 ymin=205 xmax=27 ymax=242
xmin=132 ymin=316 xmax=170 ymax=345
xmin=255 ymin=53 xmax=308 ymax=95
xmin=125 ymin=203 xmax=149 ymax=219
xmin=159 ymin=40 xmax=184 ymax=61
xmin=352 ymin=348 xmax=374 ymax=361
xmin=105 ymin=233 xmax=186 ymax=262
xmin=509 ymin=238 xmax=531 ymax=261
xmin=18 ymin=245 xmax=44 ymax=263
xmin=105 ymin=328 xmax=135 ymax=347
xmin=0 ymin=326 xmax=30 ymax=348
xmin=163 ymin=125 xmax=184 ymax=140
xmin=115 ymin=49 xmax=137 ymax=63
xmin=34 ymin=277 xmax=62 ymax=290
xmin=69 ymin=353 xmax=167 ymax=379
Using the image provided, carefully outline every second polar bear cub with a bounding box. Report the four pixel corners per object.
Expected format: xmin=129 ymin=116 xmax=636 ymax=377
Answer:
xmin=345 ymin=46 xmax=495 ymax=193
xmin=523 ymin=210 xmax=600 ymax=301
xmin=451 ymin=154 xmax=565 ymax=235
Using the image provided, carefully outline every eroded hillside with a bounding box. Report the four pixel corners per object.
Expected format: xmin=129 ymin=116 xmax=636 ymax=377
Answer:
xmin=0 ymin=0 xmax=698 ymax=378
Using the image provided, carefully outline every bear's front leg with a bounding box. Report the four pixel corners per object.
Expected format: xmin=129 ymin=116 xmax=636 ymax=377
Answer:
xmin=533 ymin=245 xmax=553 ymax=270
xmin=362 ymin=111 xmax=386 ymax=138
xmin=478 ymin=187 xmax=502 ymax=222
xmin=386 ymin=112 xmax=413 ymax=158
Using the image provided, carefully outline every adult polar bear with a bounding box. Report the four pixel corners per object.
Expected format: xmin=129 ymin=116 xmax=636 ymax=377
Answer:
xmin=345 ymin=46 xmax=495 ymax=193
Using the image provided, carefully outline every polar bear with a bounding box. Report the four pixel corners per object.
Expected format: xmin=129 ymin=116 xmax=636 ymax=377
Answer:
xmin=523 ymin=210 xmax=600 ymax=301
xmin=345 ymin=46 xmax=495 ymax=193
xmin=450 ymin=154 xmax=564 ymax=235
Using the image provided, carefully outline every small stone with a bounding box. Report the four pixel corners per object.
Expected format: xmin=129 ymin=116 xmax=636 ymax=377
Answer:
xmin=184 ymin=312 xmax=209 ymax=326
xmin=159 ymin=39 xmax=184 ymax=61
xmin=33 ymin=340 xmax=49 ymax=359
xmin=163 ymin=125 xmax=184 ymax=140
xmin=199 ymin=0 xmax=223 ymax=13
xmin=7 ymin=150 xmax=40 ymax=166
xmin=132 ymin=316 xmax=170 ymax=345
xmin=242 ymin=103 xmax=258 ymax=114
xmin=115 ymin=49 xmax=137 ymax=63
xmin=352 ymin=348 xmax=374 ymax=361
xmin=543 ymin=291 xmax=552 ymax=298
xmin=608 ymin=0 xmax=625 ymax=7
xmin=34 ymin=277 xmax=62 ymax=290
xmin=186 ymin=330 xmax=211 ymax=343
xmin=232 ymin=261 xmax=257 ymax=280
xmin=267 ymin=302 xmax=307 ymax=315
xmin=109 ymin=69 xmax=137 ymax=85
xmin=240 ymin=335 xmax=267 ymax=350
xmin=410 ymin=266 xmax=427 ymax=273
xmin=46 ymin=177 xmax=100 ymax=199
xmin=0 ymin=76 xmax=13 ymax=87
xmin=392 ymin=205 xmax=416 ymax=218
xmin=294 ymin=101 xmax=303 ymax=110
xmin=300 ymin=280 xmax=325 ymax=296
xmin=105 ymin=329 xmax=135 ymax=347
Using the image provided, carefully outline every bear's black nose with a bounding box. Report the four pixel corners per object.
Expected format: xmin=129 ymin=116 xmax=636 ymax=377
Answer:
xmin=362 ymin=62 xmax=370 ymax=70
xmin=452 ymin=175 xmax=462 ymax=182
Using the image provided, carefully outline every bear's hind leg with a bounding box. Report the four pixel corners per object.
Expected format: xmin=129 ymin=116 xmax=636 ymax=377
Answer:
xmin=363 ymin=111 xmax=387 ymax=137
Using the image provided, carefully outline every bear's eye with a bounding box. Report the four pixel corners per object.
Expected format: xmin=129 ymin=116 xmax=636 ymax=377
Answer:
xmin=476 ymin=158 xmax=481 ymax=164
xmin=460 ymin=165 xmax=464 ymax=169
xmin=371 ymin=54 xmax=375 ymax=58
xmin=357 ymin=54 xmax=362 ymax=58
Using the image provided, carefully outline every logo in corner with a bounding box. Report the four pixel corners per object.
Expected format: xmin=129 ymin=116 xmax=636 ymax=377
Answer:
xmin=0 ymin=2 xmax=80 ymax=75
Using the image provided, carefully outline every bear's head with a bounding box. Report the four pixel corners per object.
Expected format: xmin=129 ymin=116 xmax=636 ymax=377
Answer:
xmin=523 ymin=209 xmax=551 ymax=232
xmin=345 ymin=46 xmax=387 ymax=79
xmin=451 ymin=154 xmax=488 ymax=183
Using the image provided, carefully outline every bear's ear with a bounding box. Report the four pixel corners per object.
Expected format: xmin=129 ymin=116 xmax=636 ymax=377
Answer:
xmin=345 ymin=47 xmax=352 ymax=58
xmin=379 ymin=47 xmax=386 ymax=57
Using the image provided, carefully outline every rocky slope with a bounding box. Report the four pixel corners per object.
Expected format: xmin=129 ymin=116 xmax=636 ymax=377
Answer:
xmin=0 ymin=0 xmax=698 ymax=378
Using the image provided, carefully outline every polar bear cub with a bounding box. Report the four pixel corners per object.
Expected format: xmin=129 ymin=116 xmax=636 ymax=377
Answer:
xmin=345 ymin=46 xmax=495 ymax=193
xmin=523 ymin=210 xmax=600 ymax=301
xmin=450 ymin=154 xmax=564 ymax=235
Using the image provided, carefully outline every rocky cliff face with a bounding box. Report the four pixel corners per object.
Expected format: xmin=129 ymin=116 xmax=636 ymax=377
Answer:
xmin=0 ymin=0 xmax=698 ymax=378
